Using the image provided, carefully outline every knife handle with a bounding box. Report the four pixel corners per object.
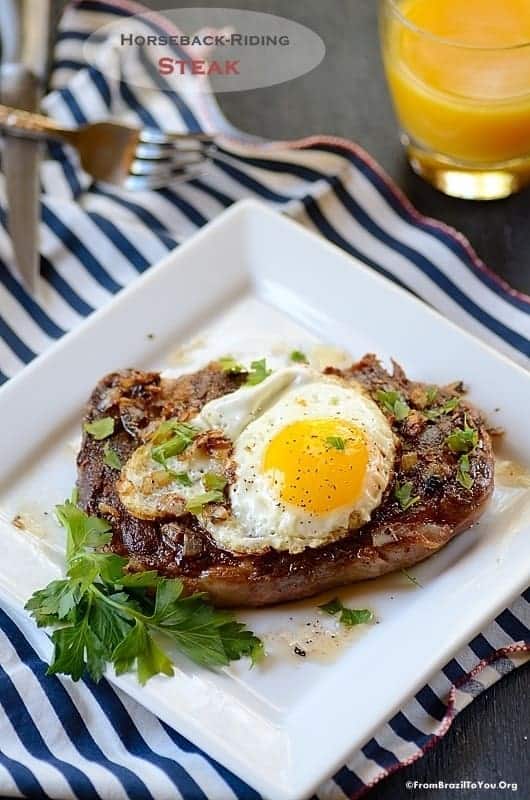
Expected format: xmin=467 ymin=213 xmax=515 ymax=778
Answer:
xmin=0 ymin=103 xmax=68 ymax=142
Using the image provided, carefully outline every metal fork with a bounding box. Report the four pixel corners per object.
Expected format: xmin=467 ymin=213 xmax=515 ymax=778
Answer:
xmin=0 ymin=104 xmax=216 ymax=190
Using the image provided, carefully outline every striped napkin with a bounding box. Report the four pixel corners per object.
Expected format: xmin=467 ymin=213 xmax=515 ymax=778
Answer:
xmin=0 ymin=1 xmax=529 ymax=797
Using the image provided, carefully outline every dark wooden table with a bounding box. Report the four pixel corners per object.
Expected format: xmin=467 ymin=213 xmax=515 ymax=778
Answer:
xmin=113 ymin=1 xmax=530 ymax=797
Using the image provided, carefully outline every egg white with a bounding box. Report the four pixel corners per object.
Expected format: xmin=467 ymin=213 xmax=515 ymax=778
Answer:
xmin=198 ymin=369 xmax=396 ymax=553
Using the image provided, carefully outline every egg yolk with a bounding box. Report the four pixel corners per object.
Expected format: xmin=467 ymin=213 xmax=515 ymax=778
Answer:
xmin=263 ymin=418 xmax=368 ymax=514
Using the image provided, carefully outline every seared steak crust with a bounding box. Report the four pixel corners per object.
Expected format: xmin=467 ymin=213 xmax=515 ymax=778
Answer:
xmin=77 ymin=357 xmax=494 ymax=607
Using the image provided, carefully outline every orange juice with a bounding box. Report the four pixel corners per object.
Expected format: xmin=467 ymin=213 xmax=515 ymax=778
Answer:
xmin=380 ymin=0 xmax=530 ymax=196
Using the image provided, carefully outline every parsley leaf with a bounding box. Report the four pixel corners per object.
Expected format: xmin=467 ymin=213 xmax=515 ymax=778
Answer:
xmin=375 ymin=390 xmax=410 ymax=421
xmin=89 ymin=593 xmax=131 ymax=654
xmin=394 ymin=481 xmax=421 ymax=511
xmin=245 ymin=359 xmax=272 ymax=386
xmin=218 ymin=356 xmax=245 ymax=375
xmin=456 ymin=453 xmax=474 ymax=490
xmin=103 ymin=444 xmax=122 ymax=470
xmin=25 ymin=499 xmax=263 ymax=684
xmin=186 ymin=491 xmax=224 ymax=513
xmin=445 ymin=416 xmax=478 ymax=454
xmin=55 ymin=500 xmax=111 ymax=562
xmin=119 ymin=571 xmax=161 ymax=589
xmin=25 ymin=579 xmax=78 ymax=626
xmin=326 ymin=436 xmax=345 ymax=451
xmin=220 ymin=622 xmax=265 ymax=666
xmin=290 ymin=350 xmax=309 ymax=364
xmin=203 ymin=472 xmax=228 ymax=491
xmin=47 ymin=608 xmax=101 ymax=682
xmin=319 ymin=598 xmax=374 ymax=627
xmin=84 ymin=417 xmax=115 ymax=440
xmin=112 ymin=620 xmax=174 ymax=685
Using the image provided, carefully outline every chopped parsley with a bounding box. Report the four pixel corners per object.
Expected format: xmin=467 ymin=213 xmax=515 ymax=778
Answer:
xmin=151 ymin=421 xmax=198 ymax=468
xmin=319 ymin=598 xmax=374 ymax=627
xmin=319 ymin=598 xmax=342 ymax=615
xmin=445 ymin=416 xmax=478 ymax=454
xmin=103 ymin=444 xmax=121 ymax=470
xmin=203 ymin=472 xmax=228 ymax=492
xmin=219 ymin=357 xmax=271 ymax=385
xmin=394 ymin=481 xmax=421 ymax=511
xmin=375 ymin=390 xmax=410 ymax=421
xmin=445 ymin=415 xmax=478 ymax=490
xmin=290 ymin=350 xmax=309 ymax=364
xmin=326 ymin=436 xmax=346 ymax=451
xmin=218 ymin=356 xmax=245 ymax=375
xmin=456 ymin=453 xmax=474 ymax=490
xmin=425 ymin=386 xmax=438 ymax=405
xmin=84 ymin=417 xmax=115 ymax=440
xmin=401 ymin=568 xmax=423 ymax=588
xmin=169 ymin=471 xmax=192 ymax=486
xmin=424 ymin=396 xmax=460 ymax=420
xmin=186 ymin=490 xmax=225 ymax=514
xmin=245 ymin=358 xmax=272 ymax=386
xmin=25 ymin=499 xmax=263 ymax=684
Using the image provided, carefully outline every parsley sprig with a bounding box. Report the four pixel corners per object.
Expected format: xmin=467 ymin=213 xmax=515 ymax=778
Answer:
xmin=375 ymin=390 xmax=410 ymax=421
xmin=25 ymin=498 xmax=263 ymax=684
xmin=319 ymin=598 xmax=374 ymax=627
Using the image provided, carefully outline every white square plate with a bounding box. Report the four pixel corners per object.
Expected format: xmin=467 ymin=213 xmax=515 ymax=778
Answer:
xmin=0 ymin=200 xmax=529 ymax=800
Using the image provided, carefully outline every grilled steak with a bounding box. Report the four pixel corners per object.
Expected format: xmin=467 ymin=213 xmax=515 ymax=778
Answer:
xmin=77 ymin=356 xmax=494 ymax=607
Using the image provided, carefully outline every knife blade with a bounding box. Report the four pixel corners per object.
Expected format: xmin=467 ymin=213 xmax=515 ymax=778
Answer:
xmin=1 ymin=64 xmax=42 ymax=292
xmin=0 ymin=0 xmax=54 ymax=292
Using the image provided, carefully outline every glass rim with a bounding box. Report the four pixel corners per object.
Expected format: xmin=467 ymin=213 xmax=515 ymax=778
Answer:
xmin=386 ymin=0 xmax=530 ymax=52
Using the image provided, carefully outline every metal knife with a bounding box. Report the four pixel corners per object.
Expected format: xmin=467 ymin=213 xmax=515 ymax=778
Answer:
xmin=0 ymin=0 xmax=54 ymax=292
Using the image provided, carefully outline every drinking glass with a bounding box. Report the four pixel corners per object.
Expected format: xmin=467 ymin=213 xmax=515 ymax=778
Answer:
xmin=379 ymin=0 xmax=530 ymax=199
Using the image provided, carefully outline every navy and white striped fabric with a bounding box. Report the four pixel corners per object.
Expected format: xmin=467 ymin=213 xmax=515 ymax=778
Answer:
xmin=0 ymin=1 xmax=529 ymax=797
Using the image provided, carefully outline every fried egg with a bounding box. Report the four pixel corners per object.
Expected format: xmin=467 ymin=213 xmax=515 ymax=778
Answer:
xmin=118 ymin=365 xmax=396 ymax=554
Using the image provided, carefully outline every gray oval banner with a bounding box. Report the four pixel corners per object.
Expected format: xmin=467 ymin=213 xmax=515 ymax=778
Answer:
xmin=83 ymin=7 xmax=326 ymax=94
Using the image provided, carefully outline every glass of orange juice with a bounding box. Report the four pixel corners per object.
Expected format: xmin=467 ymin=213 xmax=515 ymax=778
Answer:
xmin=379 ymin=0 xmax=530 ymax=199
